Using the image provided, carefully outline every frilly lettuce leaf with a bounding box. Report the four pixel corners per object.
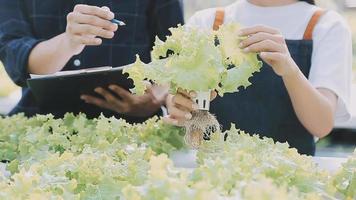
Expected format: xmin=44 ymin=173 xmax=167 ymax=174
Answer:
xmin=332 ymin=150 xmax=356 ymax=199
xmin=124 ymin=23 xmax=262 ymax=96
xmin=123 ymin=55 xmax=148 ymax=95
xmin=1 ymin=114 xmax=356 ymax=199
xmin=215 ymin=23 xmax=245 ymax=66
xmin=216 ymin=23 xmax=263 ymax=95
xmin=218 ymin=58 xmax=262 ymax=94
xmin=132 ymin=25 xmax=224 ymax=93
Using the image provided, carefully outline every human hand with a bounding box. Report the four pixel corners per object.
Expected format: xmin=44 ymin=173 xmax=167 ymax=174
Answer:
xmin=239 ymin=25 xmax=299 ymax=78
xmin=65 ymin=5 xmax=118 ymax=55
xmin=80 ymin=84 xmax=167 ymax=118
xmin=163 ymin=89 xmax=217 ymax=126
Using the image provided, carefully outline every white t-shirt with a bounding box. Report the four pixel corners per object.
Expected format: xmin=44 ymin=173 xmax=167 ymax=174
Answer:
xmin=187 ymin=0 xmax=352 ymax=123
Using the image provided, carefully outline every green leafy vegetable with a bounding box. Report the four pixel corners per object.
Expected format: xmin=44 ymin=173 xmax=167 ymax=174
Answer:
xmin=0 ymin=115 xmax=355 ymax=199
xmin=0 ymin=113 xmax=185 ymax=163
xmin=124 ymin=24 xmax=262 ymax=96
xmin=333 ymin=150 xmax=356 ymax=199
xmin=123 ymin=23 xmax=262 ymax=149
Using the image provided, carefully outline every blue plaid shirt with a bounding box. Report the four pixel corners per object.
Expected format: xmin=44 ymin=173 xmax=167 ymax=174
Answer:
xmin=0 ymin=0 xmax=184 ymax=122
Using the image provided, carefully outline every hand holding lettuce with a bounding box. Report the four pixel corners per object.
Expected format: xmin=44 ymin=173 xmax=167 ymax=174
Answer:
xmin=124 ymin=23 xmax=262 ymax=148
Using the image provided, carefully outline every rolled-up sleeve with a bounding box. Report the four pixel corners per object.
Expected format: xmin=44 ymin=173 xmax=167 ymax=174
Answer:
xmin=309 ymin=11 xmax=353 ymax=123
xmin=0 ymin=1 xmax=42 ymax=87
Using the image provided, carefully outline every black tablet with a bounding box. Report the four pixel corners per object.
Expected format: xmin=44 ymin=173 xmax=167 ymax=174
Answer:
xmin=27 ymin=66 xmax=134 ymax=109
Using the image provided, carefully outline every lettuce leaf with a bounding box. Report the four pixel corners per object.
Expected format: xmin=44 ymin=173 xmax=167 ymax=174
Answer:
xmin=124 ymin=23 xmax=262 ymax=96
xmin=333 ymin=150 xmax=356 ymax=199
xmin=1 ymin=114 xmax=355 ymax=199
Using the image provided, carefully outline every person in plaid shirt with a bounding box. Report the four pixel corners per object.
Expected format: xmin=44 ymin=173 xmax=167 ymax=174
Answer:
xmin=0 ymin=0 xmax=184 ymax=123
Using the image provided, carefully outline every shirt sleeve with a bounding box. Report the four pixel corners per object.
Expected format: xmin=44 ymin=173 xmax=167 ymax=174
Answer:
xmin=308 ymin=10 xmax=353 ymax=123
xmin=0 ymin=1 xmax=43 ymax=87
xmin=148 ymin=0 xmax=184 ymax=42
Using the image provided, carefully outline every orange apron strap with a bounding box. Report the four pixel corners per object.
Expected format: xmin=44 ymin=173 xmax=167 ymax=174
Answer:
xmin=213 ymin=8 xmax=225 ymax=31
xmin=303 ymin=9 xmax=326 ymax=40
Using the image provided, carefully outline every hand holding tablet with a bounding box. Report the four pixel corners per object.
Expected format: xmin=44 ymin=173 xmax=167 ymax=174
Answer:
xmin=27 ymin=66 xmax=134 ymax=110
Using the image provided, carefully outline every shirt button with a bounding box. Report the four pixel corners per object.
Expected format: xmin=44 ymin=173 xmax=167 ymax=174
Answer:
xmin=74 ymin=59 xmax=81 ymax=67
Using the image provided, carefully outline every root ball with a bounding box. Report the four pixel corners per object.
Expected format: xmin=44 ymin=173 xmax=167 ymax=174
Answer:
xmin=183 ymin=110 xmax=221 ymax=148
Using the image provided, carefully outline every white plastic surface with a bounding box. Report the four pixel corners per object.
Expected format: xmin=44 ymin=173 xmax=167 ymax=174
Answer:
xmin=170 ymin=150 xmax=348 ymax=173
xmin=0 ymin=152 xmax=348 ymax=180
xmin=193 ymin=91 xmax=211 ymax=111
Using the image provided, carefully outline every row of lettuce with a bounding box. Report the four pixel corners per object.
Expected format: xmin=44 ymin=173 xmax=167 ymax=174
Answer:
xmin=0 ymin=113 xmax=355 ymax=199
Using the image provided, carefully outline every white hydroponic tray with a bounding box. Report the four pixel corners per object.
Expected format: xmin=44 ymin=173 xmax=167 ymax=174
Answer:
xmin=170 ymin=150 xmax=348 ymax=173
xmin=0 ymin=151 xmax=347 ymax=178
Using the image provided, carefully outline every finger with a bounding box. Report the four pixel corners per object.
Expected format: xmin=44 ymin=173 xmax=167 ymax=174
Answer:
xmin=175 ymin=103 xmax=194 ymax=113
xmin=68 ymin=12 xmax=118 ymax=31
xmin=150 ymin=84 xmax=169 ymax=93
xmin=189 ymin=91 xmax=197 ymax=99
xmin=177 ymin=88 xmax=191 ymax=99
xmin=239 ymin=25 xmax=280 ymax=36
xmin=240 ymin=32 xmax=285 ymax=48
xmin=172 ymin=94 xmax=197 ymax=112
xmin=94 ymin=87 xmax=124 ymax=107
xmin=148 ymin=84 xmax=169 ymax=105
xmin=101 ymin=6 xmax=110 ymax=11
xmin=71 ymin=35 xmax=102 ymax=46
xmin=74 ymin=4 xmax=114 ymax=20
xmin=71 ymin=24 xmax=114 ymax=39
xmin=143 ymin=81 xmax=153 ymax=92
xmin=109 ymin=85 xmax=134 ymax=101
xmin=211 ymin=91 xmax=217 ymax=101
xmin=80 ymin=95 xmax=112 ymax=110
xmin=162 ymin=116 xmax=184 ymax=127
xmin=168 ymin=106 xmax=192 ymax=121
xmin=259 ymin=52 xmax=284 ymax=63
xmin=243 ymin=39 xmax=283 ymax=53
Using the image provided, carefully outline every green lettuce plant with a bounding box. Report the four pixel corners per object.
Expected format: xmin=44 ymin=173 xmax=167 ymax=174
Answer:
xmin=124 ymin=23 xmax=262 ymax=148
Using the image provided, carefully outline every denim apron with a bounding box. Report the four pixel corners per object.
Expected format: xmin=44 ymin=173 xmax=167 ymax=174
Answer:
xmin=210 ymin=9 xmax=325 ymax=155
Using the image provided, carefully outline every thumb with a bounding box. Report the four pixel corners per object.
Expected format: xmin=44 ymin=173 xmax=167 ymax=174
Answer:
xmin=259 ymin=52 xmax=282 ymax=65
xmin=143 ymin=81 xmax=153 ymax=91
xmin=210 ymin=91 xmax=217 ymax=101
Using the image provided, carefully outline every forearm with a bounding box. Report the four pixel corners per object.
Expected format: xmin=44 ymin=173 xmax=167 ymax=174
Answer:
xmin=28 ymin=33 xmax=77 ymax=75
xmin=283 ymin=64 xmax=337 ymax=138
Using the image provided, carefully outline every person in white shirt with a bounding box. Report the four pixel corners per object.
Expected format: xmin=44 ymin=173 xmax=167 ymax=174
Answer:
xmin=164 ymin=0 xmax=352 ymax=155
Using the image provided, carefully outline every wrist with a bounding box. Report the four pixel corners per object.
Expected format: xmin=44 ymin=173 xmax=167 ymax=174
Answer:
xmin=281 ymin=59 xmax=300 ymax=80
xmin=282 ymin=64 xmax=301 ymax=84
xmin=61 ymin=32 xmax=85 ymax=56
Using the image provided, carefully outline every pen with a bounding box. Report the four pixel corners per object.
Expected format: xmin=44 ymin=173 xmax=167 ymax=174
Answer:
xmin=110 ymin=19 xmax=126 ymax=26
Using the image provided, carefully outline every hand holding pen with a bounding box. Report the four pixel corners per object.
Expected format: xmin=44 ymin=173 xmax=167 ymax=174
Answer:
xmin=65 ymin=4 xmax=125 ymax=55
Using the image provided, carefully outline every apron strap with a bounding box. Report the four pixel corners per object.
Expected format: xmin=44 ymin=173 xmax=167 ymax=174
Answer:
xmin=213 ymin=8 xmax=225 ymax=31
xmin=303 ymin=9 xmax=326 ymax=40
